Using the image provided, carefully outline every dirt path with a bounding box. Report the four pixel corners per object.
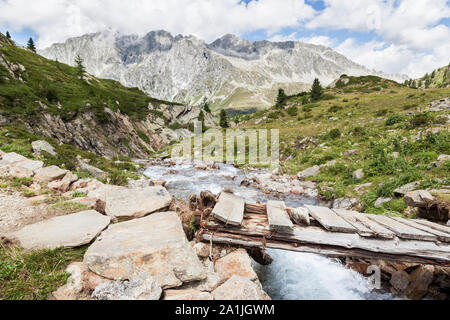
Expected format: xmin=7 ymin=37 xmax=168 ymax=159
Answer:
xmin=0 ymin=189 xmax=51 ymax=234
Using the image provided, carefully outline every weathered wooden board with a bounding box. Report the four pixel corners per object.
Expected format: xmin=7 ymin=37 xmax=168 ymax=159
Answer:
xmin=341 ymin=212 xmax=396 ymax=239
xmin=266 ymin=201 xmax=293 ymax=233
xmin=333 ymin=209 xmax=376 ymax=237
xmin=366 ymin=214 xmax=436 ymax=241
xmin=212 ymin=192 xmax=245 ymax=226
xmin=414 ymin=219 xmax=450 ymax=234
xmin=393 ymin=217 xmax=450 ymax=243
xmin=305 ymin=205 xmax=356 ymax=233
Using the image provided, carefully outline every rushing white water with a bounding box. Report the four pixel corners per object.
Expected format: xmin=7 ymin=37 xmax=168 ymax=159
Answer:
xmin=144 ymin=160 xmax=393 ymax=300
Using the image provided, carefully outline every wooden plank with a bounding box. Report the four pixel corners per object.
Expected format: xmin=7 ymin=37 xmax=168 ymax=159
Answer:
xmin=414 ymin=219 xmax=450 ymax=234
xmin=393 ymin=217 xmax=450 ymax=243
xmin=367 ymin=214 xmax=437 ymax=241
xmin=304 ymin=205 xmax=357 ymax=233
xmin=212 ymin=192 xmax=244 ymax=226
xmin=332 ymin=209 xmax=376 ymax=237
xmin=342 ymin=212 xmax=396 ymax=239
xmin=266 ymin=201 xmax=293 ymax=233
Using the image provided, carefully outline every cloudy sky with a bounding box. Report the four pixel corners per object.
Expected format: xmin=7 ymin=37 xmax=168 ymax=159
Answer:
xmin=0 ymin=0 xmax=449 ymax=78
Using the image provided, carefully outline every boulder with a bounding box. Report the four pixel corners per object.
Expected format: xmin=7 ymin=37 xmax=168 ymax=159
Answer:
xmin=393 ymin=181 xmax=421 ymax=196
xmin=212 ymin=275 xmax=271 ymax=300
xmin=333 ymin=198 xmax=361 ymax=211
xmin=87 ymin=184 xmax=124 ymax=202
xmin=12 ymin=159 xmax=44 ymax=173
xmin=91 ymin=273 xmax=162 ymax=300
xmin=78 ymin=161 xmax=107 ymax=179
xmin=374 ymin=197 xmax=393 ymax=208
xmin=48 ymin=171 xmax=78 ymax=192
xmin=185 ymin=260 xmax=221 ymax=293
xmin=343 ymin=149 xmax=359 ymax=157
xmin=163 ymin=289 xmax=213 ymax=300
xmin=104 ymin=186 xmax=172 ymax=221
xmin=8 ymin=166 xmax=33 ymax=178
xmin=193 ymin=242 xmax=211 ymax=259
xmin=33 ymin=165 xmax=68 ymax=183
xmin=404 ymin=190 xmax=434 ymax=208
xmin=53 ymin=262 xmax=89 ymax=300
xmin=32 ymin=140 xmax=56 ymax=156
xmin=9 ymin=210 xmax=111 ymax=249
xmin=214 ymin=249 xmax=258 ymax=282
xmin=406 ymin=265 xmax=434 ymax=300
xmin=352 ymin=169 xmax=365 ymax=180
xmin=1 ymin=152 xmax=27 ymax=165
xmin=297 ymin=166 xmax=320 ymax=179
xmin=84 ymin=212 xmax=206 ymax=289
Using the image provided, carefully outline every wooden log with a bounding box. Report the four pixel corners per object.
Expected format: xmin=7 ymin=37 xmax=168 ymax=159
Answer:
xmin=333 ymin=209 xmax=376 ymax=238
xmin=201 ymin=232 xmax=450 ymax=266
xmin=244 ymin=202 xmax=266 ymax=215
xmin=266 ymin=201 xmax=293 ymax=233
xmin=212 ymin=192 xmax=245 ymax=226
xmin=367 ymin=214 xmax=436 ymax=241
xmin=392 ymin=217 xmax=450 ymax=243
xmin=305 ymin=205 xmax=357 ymax=233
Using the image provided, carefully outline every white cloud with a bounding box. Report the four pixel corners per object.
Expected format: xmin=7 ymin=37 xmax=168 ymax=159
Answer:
xmin=0 ymin=0 xmax=316 ymax=48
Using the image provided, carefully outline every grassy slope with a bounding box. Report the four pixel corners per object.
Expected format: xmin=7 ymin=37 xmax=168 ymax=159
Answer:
xmin=239 ymin=75 xmax=450 ymax=216
xmin=413 ymin=64 xmax=450 ymax=89
xmin=0 ymin=33 xmax=182 ymax=122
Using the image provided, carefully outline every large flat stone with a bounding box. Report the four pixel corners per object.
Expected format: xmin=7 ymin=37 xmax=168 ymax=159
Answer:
xmin=212 ymin=192 xmax=245 ymax=226
xmin=104 ymin=186 xmax=173 ymax=220
xmin=12 ymin=159 xmax=44 ymax=173
xmin=84 ymin=212 xmax=206 ymax=289
xmin=10 ymin=210 xmax=111 ymax=249
xmin=266 ymin=200 xmax=293 ymax=233
xmin=33 ymin=165 xmax=68 ymax=182
xmin=211 ymin=275 xmax=271 ymax=300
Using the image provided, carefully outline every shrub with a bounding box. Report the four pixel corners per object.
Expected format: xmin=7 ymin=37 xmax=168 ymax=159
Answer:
xmin=375 ymin=109 xmax=388 ymax=117
xmin=286 ymin=106 xmax=298 ymax=117
xmin=410 ymin=113 xmax=432 ymax=127
xmin=385 ymin=114 xmax=406 ymax=126
xmin=325 ymin=128 xmax=341 ymax=140
xmin=268 ymin=112 xmax=279 ymax=119
xmin=327 ymin=105 xmax=343 ymax=113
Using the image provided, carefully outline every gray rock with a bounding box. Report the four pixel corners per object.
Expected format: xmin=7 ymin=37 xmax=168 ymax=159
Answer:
xmin=343 ymin=149 xmax=359 ymax=157
xmin=10 ymin=210 xmax=111 ymax=249
xmin=352 ymin=169 xmax=365 ymax=180
xmin=104 ymin=186 xmax=172 ymax=221
xmin=32 ymin=140 xmax=56 ymax=156
xmin=33 ymin=165 xmax=68 ymax=182
xmin=91 ymin=273 xmax=162 ymax=300
xmin=290 ymin=207 xmax=310 ymax=225
xmin=212 ymin=275 xmax=271 ymax=300
xmin=78 ymin=161 xmax=107 ymax=179
xmin=333 ymin=198 xmax=361 ymax=210
xmin=404 ymin=190 xmax=434 ymax=208
xmin=297 ymin=165 xmax=320 ymax=179
xmin=374 ymin=197 xmax=393 ymax=208
xmin=394 ymin=181 xmax=421 ymax=196
xmin=84 ymin=212 xmax=206 ymax=289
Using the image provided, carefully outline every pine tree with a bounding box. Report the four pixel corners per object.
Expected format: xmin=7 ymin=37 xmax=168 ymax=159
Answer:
xmin=74 ymin=55 xmax=86 ymax=80
xmin=27 ymin=37 xmax=36 ymax=53
xmin=6 ymin=31 xmax=11 ymax=39
xmin=203 ymin=103 xmax=211 ymax=114
xmin=310 ymin=78 xmax=323 ymax=101
xmin=198 ymin=110 xmax=206 ymax=132
xmin=431 ymin=70 xmax=436 ymax=79
xmin=219 ymin=110 xmax=228 ymax=128
xmin=276 ymin=88 xmax=287 ymax=108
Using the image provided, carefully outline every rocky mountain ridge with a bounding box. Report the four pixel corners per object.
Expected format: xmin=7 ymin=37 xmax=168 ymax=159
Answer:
xmin=40 ymin=30 xmax=408 ymax=113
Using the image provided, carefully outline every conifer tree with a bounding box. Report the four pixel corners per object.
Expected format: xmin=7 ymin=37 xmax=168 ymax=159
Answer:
xmin=203 ymin=103 xmax=211 ymax=114
xmin=6 ymin=31 xmax=11 ymax=39
xmin=219 ymin=110 xmax=228 ymax=128
xmin=310 ymin=78 xmax=323 ymax=101
xmin=27 ymin=37 xmax=36 ymax=53
xmin=74 ymin=55 xmax=86 ymax=80
xmin=276 ymin=88 xmax=287 ymax=108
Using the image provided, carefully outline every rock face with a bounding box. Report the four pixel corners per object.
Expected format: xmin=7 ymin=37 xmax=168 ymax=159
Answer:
xmin=40 ymin=30 xmax=406 ymax=112
xmin=91 ymin=274 xmax=162 ymax=300
xmin=84 ymin=212 xmax=206 ymax=289
xmin=104 ymin=186 xmax=173 ymax=221
xmin=297 ymin=165 xmax=320 ymax=179
xmin=212 ymin=275 xmax=271 ymax=300
xmin=214 ymin=249 xmax=258 ymax=282
xmin=10 ymin=210 xmax=111 ymax=249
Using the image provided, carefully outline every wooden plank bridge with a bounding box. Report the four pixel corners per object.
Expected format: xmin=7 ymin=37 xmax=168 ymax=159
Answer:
xmin=199 ymin=193 xmax=450 ymax=266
